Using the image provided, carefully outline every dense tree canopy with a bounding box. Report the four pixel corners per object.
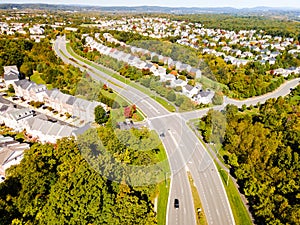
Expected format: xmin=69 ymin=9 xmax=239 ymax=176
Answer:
xmin=198 ymin=85 xmax=300 ymax=224
xmin=0 ymin=117 xmax=171 ymax=225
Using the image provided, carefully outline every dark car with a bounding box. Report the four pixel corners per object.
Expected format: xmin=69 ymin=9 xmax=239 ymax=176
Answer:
xmin=174 ymin=199 xmax=179 ymax=208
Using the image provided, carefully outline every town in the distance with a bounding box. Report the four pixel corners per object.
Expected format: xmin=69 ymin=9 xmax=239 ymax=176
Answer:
xmin=0 ymin=3 xmax=299 ymax=225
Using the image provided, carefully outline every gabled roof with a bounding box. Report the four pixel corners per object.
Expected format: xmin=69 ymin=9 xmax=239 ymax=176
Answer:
xmin=145 ymin=63 xmax=154 ymax=69
xmin=4 ymin=72 xmax=19 ymax=81
xmin=184 ymin=84 xmax=195 ymax=92
xmin=199 ymin=91 xmax=211 ymax=97
xmin=40 ymin=121 xmax=53 ymax=135
xmin=66 ymin=96 xmax=76 ymax=106
xmin=128 ymin=55 xmax=135 ymax=61
xmin=190 ymin=68 xmax=200 ymax=73
xmin=8 ymin=108 xmax=34 ymax=121
xmin=47 ymin=123 xmax=63 ymax=136
xmin=173 ymin=79 xmax=185 ymax=85
xmin=50 ymin=88 xmax=61 ymax=99
xmin=0 ymin=148 xmax=14 ymax=165
xmin=0 ymin=104 xmax=9 ymax=112
xmin=3 ymin=65 xmax=18 ymax=74
xmin=3 ymin=65 xmax=19 ymax=81
xmin=58 ymin=125 xmax=74 ymax=137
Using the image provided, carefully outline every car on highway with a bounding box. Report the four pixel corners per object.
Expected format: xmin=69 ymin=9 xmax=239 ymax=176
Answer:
xmin=174 ymin=198 xmax=179 ymax=208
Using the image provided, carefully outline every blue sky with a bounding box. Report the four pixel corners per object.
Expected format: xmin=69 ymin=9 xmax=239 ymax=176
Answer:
xmin=2 ymin=0 xmax=300 ymax=9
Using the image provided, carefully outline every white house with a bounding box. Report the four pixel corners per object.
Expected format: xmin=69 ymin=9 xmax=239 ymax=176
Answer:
xmin=160 ymin=74 xmax=176 ymax=82
xmin=189 ymin=68 xmax=202 ymax=79
xmin=3 ymin=65 xmax=19 ymax=86
xmin=170 ymin=79 xmax=188 ymax=88
xmin=182 ymin=84 xmax=200 ymax=98
xmin=193 ymin=90 xmax=215 ymax=104
xmin=0 ymin=140 xmax=29 ymax=174
xmin=0 ymin=106 xmax=35 ymax=132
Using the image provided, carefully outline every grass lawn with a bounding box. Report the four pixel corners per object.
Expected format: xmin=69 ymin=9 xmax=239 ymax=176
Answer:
xmin=157 ymin=179 xmax=170 ymax=225
xmin=290 ymin=95 xmax=300 ymax=104
xmin=187 ymin=171 xmax=208 ymax=225
xmin=66 ymin=43 xmax=176 ymax=112
xmin=155 ymin=140 xmax=171 ymax=225
xmin=215 ymin=162 xmax=252 ymax=225
xmin=100 ymin=89 xmax=128 ymax=107
xmin=198 ymin=76 xmax=227 ymax=92
xmin=110 ymin=107 xmax=144 ymax=122
xmin=30 ymin=72 xmax=46 ymax=84
xmin=152 ymin=96 xmax=176 ymax=112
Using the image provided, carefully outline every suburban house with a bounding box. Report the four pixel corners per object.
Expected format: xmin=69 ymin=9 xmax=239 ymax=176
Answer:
xmin=160 ymin=73 xmax=176 ymax=83
xmin=193 ymin=90 xmax=215 ymax=104
xmin=182 ymin=84 xmax=200 ymax=98
xmin=170 ymin=78 xmax=188 ymax=88
xmin=153 ymin=67 xmax=167 ymax=77
xmin=0 ymin=135 xmax=29 ymax=175
xmin=189 ymin=68 xmax=202 ymax=79
xmin=3 ymin=65 xmax=19 ymax=86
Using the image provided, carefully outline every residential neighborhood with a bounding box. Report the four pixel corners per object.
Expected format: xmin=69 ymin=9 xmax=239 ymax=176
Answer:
xmin=93 ymin=16 xmax=300 ymax=72
xmin=0 ymin=65 xmax=108 ymax=144
xmin=0 ymin=4 xmax=299 ymax=225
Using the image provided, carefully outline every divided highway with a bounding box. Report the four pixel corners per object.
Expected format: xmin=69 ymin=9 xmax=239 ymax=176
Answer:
xmin=54 ymin=36 xmax=299 ymax=225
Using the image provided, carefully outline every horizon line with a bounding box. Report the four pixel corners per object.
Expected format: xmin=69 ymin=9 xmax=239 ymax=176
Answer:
xmin=0 ymin=3 xmax=300 ymax=10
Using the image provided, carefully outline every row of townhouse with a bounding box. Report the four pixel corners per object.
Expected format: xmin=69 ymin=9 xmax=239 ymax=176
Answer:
xmin=273 ymin=67 xmax=300 ymax=77
xmin=3 ymin=65 xmax=108 ymax=124
xmin=102 ymin=33 xmax=202 ymax=79
xmin=87 ymin=35 xmax=213 ymax=104
xmin=12 ymin=79 xmax=107 ymax=123
xmin=0 ymin=100 xmax=75 ymax=143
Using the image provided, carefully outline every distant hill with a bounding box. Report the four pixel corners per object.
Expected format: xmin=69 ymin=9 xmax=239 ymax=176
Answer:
xmin=0 ymin=3 xmax=299 ymax=14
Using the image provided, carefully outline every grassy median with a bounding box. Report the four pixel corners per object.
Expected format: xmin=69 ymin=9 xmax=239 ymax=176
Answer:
xmin=187 ymin=171 xmax=208 ymax=225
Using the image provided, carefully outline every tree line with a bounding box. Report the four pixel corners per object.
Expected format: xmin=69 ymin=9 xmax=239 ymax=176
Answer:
xmin=198 ymin=85 xmax=300 ymax=224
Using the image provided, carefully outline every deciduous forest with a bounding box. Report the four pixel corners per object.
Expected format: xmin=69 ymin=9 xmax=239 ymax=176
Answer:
xmin=0 ymin=123 xmax=169 ymax=224
xmin=198 ymin=85 xmax=300 ymax=224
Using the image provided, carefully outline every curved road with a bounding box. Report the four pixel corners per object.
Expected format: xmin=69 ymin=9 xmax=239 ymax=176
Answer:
xmin=54 ymin=36 xmax=299 ymax=225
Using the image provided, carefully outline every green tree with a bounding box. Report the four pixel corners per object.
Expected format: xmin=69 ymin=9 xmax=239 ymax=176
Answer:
xmin=94 ymin=105 xmax=108 ymax=124
xmin=20 ymin=62 xmax=33 ymax=77
xmin=212 ymin=91 xmax=224 ymax=105
xmin=166 ymin=90 xmax=176 ymax=102
xmin=7 ymin=84 xmax=15 ymax=94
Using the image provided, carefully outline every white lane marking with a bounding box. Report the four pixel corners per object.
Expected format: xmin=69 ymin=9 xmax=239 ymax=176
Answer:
xmin=141 ymin=100 xmax=160 ymax=113
xmin=168 ymin=129 xmax=179 ymax=148
xmin=216 ymin=209 xmax=220 ymax=216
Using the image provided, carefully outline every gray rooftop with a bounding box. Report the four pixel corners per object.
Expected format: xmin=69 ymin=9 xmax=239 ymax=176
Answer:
xmin=8 ymin=108 xmax=34 ymax=121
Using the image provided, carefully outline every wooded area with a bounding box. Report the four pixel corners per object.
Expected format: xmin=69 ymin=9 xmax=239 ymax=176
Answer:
xmin=0 ymin=121 xmax=170 ymax=224
xmin=198 ymin=85 xmax=300 ymax=224
xmin=0 ymin=35 xmax=84 ymax=95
